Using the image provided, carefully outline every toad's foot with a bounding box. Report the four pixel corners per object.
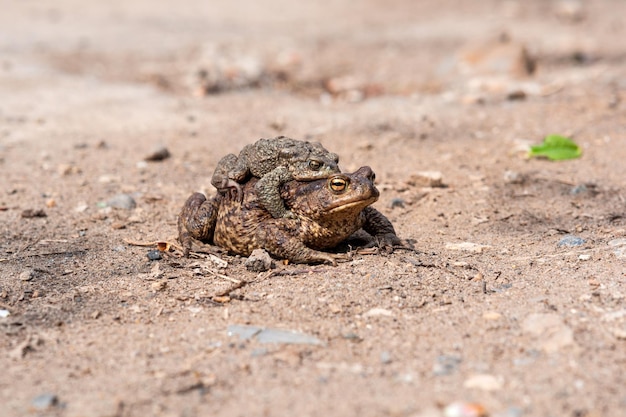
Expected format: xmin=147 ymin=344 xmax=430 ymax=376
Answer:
xmin=216 ymin=179 xmax=243 ymax=202
xmin=375 ymin=232 xmax=404 ymax=253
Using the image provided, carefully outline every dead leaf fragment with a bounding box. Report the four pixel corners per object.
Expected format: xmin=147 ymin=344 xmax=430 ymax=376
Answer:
xmin=157 ymin=241 xmax=171 ymax=252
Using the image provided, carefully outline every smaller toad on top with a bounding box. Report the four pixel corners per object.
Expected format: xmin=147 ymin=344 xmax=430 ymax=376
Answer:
xmin=211 ymin=136 xmax=340 ymax=219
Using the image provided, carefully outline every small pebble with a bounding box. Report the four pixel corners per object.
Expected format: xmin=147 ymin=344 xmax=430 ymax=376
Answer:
xmin=111 ymin=221 xmax=126 ymax=230
xmin=608 ymin=238 xmax=626 ymax=247
xmin=380 ymin=351 xmax=392 ymax=364
xmin=456 ymin=38 xmax=535 ymax=77
xmin=463 ymin=374 xmax=503 ymax=391
xmin=255 ymin=328 xmax=323 ymax=345
xmin=0 ymin=309 xmax=10 ymax=318
xmin=31 ymin=393 xmax=59 ymax=410
xmin=507 ymin=89 xmax=526 ymax=100
xmin=503 ymin=170 xmax=525 ymax=185
xmin=147 ymin=250 xmax=162 ymax=261
xmin=98 ymin=174 xmax=119 ymax=184
xmin=444 ymin=402 xmax=487 ymax=417
xmin=389 ymin=198 xmax=405 ymax=209
xmin=364 ymin=308 xmax=393 ymax=317
xmin=408 ymin=171 xmax=445 ymax=188
xmin=144 ymin=146 xmax=171 ymax=162
xmin=342 ymin=332 xmax=362 ymax=341
xmin=608 ymin=240 xmax=626 ymax=258
xmin=245 ymin=249 xmax=274 ymax=272
xmin=613 ymin=246 xmax=626 ymax=259
xmin=58 ymin=164 xmax=81 ymax=176
xmin=75 ymin=203 xmax=89 ymax=213
xmin=208 ymin=254 xmax=228 ymax=269
xmin=151 ymin=281 xmax=167 ymax=292
xmin=328 ymin=304 xmax=342 ymax=314
xmin=578 ymin=254 xmax=591 ymax=261
xmin=554 ymin=0 xmax=585 ymax=21
xmin=106 ymin=194 xmax=137 ymax=210
xmin=251 ymin=348 xmax=269 ymax=357
xmin=19 ymin=269 xmax=36 ymax=281
xmin=21 ymin=209 xmax=47 ymax=218
xmin=433 ymin=355 xmax=462 ymax=376
xmin=228 ymin=324 xmax=324 ymax=346
xmin=482 ymin=311 xmax=502 ymax=320
xmin=557 ymin=235 xmax=585 ymax=247
xmin=602 ymin=309 xmax=626 ymax=322
xmin=445 ymin=242 xmax=491 ymax=253
xmin=500 ymin=407 xmax=524 ymax=417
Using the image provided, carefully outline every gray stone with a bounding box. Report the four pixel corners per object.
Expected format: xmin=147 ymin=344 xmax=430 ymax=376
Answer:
xmin=227 ymin=324 xmax=324 ymax=346
xmin=433 ymin=355 xmax=462 ymax=376
xmin=106 ymin=193 xmax=137 ymax=210
xmin=31 ymin=393 xmax=58 ymax=410
xmin=245 ymin=249 xmax=274 ymax=272
xmin=380 ymin=351 xmax=392 ymax=364
xmin=147 ymin=250 xmax=162 ymax=261
xmin=389 ymin=198 xmax=405 ymax=209
xmin=557 ymin=235 xmax=585 ymax=247
xmin=609 ymin=238 xmax=626 ymax=259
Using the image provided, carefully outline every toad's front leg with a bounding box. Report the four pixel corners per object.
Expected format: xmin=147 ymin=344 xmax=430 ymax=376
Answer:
xmin=361 ymin=206 xmax=403 ymax=251
xmin=177 ymin=192 xmax=221 ymax=257
xmin=255 ymin=166 xmax=296 ymax=219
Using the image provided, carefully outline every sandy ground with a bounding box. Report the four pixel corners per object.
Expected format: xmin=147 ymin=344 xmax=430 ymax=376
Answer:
xmin=1 ymin=0 xmax=626 ymax=416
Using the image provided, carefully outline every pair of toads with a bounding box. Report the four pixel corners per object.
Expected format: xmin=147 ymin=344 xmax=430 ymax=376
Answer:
xmin=177 ymin=136 xmax=402 ymax=265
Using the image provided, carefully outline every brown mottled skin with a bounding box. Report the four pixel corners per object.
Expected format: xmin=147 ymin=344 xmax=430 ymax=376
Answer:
xmin=179 ymin=166 xmax=401 ymax=265
xmin=210 ymin=136 xmax=340 ymax=219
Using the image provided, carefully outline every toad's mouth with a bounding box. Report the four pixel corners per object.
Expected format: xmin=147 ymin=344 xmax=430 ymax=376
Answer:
xmin=324 ymin=194 xmax=378 ymax=213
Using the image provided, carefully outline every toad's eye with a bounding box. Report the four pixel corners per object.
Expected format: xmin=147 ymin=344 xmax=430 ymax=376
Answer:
xmin=329 ymin=177 xmax=347 ymax=192
xmin=309 ymin=160 xmax=322 ymax=170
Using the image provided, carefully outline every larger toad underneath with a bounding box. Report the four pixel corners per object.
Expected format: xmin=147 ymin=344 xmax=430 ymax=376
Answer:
xmin=179 ymin=166 xmax=401 ymax=265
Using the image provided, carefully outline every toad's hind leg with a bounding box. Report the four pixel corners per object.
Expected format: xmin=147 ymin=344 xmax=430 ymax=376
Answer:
xmin=178 ymin=192 xmax=220 ymax=257
xmin=256 ymin=221 xmax=345 ymax=266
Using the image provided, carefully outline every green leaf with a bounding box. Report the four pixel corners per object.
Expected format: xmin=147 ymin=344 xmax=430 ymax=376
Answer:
xmin=529 ymin=134 xmax=582 ymax=160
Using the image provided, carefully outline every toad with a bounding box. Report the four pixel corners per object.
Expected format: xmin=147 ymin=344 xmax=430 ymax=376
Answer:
xmin=211 ymin=136 xmax=340 ymax=219
xmin=179 ymin=166 xmax=401 ymax=265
